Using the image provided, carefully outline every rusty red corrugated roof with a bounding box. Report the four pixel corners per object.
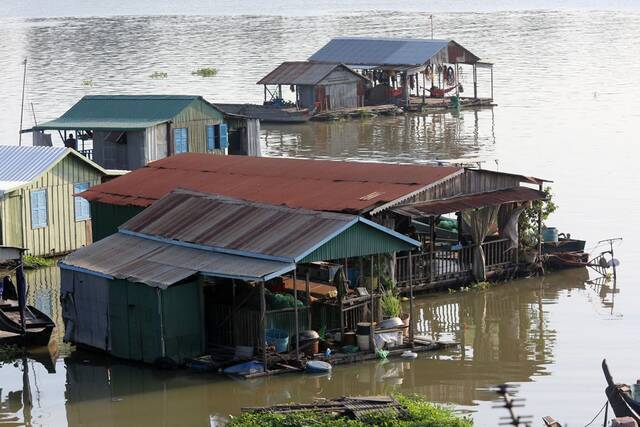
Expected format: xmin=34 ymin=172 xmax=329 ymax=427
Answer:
xmin=82 ymin=154 xmax=463 ymax=213
xmin=390 ymin=187 xmax=546 ymax=217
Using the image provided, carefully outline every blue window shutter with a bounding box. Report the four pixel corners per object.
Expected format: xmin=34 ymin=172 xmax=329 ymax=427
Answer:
xmin=30 ymin=189 xmax=47 ymax=228
xmin=219 ymin=123 xmax=228 ymax=150
xmin=174 ymin=128 xmax=188 ymax=153
xmin=206 ymin=125 xmax=214 ymax=151
xmin=74 ymin=182 xmax=90 ymax=221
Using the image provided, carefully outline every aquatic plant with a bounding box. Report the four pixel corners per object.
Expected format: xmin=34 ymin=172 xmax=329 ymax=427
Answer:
xmin=82 ymin=79 xmax=93 ymax=87
xmin=0 ymin=345 xmax=25 ymax=365
xmin=192 ymin=67 xmax=218 ymax=77
xmin=227 ymin=393 xmax=473 ymax=426
xmin=519 ymin=186 xmax=558 ymax=250
xmin=22 ymin=255 xmax=55 ymax=269
xmin=150 ymin=71 xmax=168 ymax=79
xmin=380 ymin=290 xmax=402 ymax=317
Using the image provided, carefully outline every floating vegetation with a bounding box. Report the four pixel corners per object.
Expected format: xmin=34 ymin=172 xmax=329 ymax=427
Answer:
xmin=192 ymin=67 xmax=218 ymax=77
xmin=0 ymin=345 xmax=26 ymax=365
xmin=150 ymin=71 xmax=168 ymax=79
xmin=449 ymin=280 xmax=495 ymax=294
xmin=23 ymin=255 xmax=55 ymax=269
xmin=82 ymin=79 xmax=93 ymax=87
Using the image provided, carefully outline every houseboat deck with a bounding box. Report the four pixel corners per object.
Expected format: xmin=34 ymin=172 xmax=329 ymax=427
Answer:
xmin=406 ymin=96 xmax=495 ymax=112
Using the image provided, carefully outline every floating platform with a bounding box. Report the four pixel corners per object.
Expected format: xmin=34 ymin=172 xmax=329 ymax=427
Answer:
xmin=406 ymin=96 xmax=495 ymax=112
xmin=311 ymin=104 xmax=404 ymax=121
xmin=214 ymin=103 xmax=310 ymax=123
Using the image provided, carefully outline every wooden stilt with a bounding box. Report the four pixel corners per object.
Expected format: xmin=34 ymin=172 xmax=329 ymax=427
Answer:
xmin=293 ymin=270 xmax=299 ymax=361
xmin=537 ymin=183 xmax=543 ymax=258
xmin=260 ymin=281 xmax=267 ymax=374
xmin=306 ymin=272 xmax=311 ymax=330
xmin=473 ymin=64 xmax=478 ymax=99
xmin=369 ymin=255 xmax=375 ymax=353
xmin=409 ymin=252 xmax=414 ymax=347
xmin=429 ymin=216 xmax=436 ymax=282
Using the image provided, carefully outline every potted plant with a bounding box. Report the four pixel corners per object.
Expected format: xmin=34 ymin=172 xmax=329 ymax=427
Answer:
xmin=380 ymin=290 xmax=402 ymax=319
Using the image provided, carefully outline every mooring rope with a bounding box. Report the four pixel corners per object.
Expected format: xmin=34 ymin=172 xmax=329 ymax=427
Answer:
xmin=583 ymin=400 xmax=608 ymax=427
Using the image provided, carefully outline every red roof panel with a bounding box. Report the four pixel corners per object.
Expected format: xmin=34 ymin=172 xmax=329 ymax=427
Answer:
xmin=82 ymin=154 xmax=462 ymax=213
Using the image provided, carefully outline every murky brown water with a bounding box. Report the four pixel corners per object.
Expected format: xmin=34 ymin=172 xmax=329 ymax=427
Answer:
xmin=1 ymin=3 xmax=640 ymax=426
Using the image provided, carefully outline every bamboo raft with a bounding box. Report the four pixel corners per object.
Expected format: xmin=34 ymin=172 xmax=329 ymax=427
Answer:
xmin=242 ymin=395 xmax=408 ymax=419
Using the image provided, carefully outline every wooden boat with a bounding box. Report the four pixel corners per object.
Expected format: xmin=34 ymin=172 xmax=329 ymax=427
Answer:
xmin=542 ymin=237 xmax=587 ymax=254
xmin=544 ymin=251 xmax=590 ymax=270
xmin=602 ymin=359 xmax=640 ymax=422
xmin=0 ymin=301 xmax=55 ymax=346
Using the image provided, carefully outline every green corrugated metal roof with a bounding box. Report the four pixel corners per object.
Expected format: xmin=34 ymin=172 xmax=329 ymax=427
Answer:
xmin=34 ymin=95 xmax=207 ymax=131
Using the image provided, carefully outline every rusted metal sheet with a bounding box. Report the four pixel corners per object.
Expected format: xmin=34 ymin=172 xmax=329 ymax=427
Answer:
xmin=121 ymin=189 xmax=355 ymax=260
xmin=81 ymin=153 xmax=463 ymax=214
xmin=257 ymin=61 xmax=365 ymax=85
xmin=61 ymin=233 xmax=294 ymax=288
xmin=391 ymin=187 xmax=546 ymax=217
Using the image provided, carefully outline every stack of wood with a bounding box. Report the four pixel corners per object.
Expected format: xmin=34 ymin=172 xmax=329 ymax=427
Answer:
xmin=242 ymin=396 xmax=408 ymax=420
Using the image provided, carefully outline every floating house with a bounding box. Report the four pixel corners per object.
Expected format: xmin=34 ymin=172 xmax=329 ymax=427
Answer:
xmin=31 ymin=95 xmax=261 ymax=170
xmin=309 ymin=37 xmax=494 ymax=109
xmin=0 ymin=146 xmax=107 ymax=257
xmin=257 ymin=62 xmax=368 ymax=112
xmin=78 ymin=154 xmax=548 ymax=292
xmin=60 ymin=189 xmax=420 ymax=364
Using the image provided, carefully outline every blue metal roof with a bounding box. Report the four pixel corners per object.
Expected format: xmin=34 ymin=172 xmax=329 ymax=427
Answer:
xmin=309 ymin=37 xmax=478 ymax=67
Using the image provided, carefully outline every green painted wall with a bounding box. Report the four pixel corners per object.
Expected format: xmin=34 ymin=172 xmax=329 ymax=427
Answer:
xmin=90 ymin=202 xmax=145 ymax=241
xmin=0 ymin=154 xmax=103 ymax=256
xmin=171 ymin=99 xmax=225 ymax=155
xmin=108 ymin=279 xmax=202 ymax=364
xmin=300 ymin=221 xmax=417 ymax=263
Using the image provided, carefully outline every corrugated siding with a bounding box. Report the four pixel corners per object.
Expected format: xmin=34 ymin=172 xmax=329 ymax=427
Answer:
xmin=300 ymin=221 xmax=415 ymax=263
xmin=171 ymin=99 xmax=224 ymax=155
xmin=90 ymin=201 xmax=145 ymax=241
xmin=161 ymin=280 xmax=203 ymax=362
xmin=4 ymin=155 xmax=103 ymax=256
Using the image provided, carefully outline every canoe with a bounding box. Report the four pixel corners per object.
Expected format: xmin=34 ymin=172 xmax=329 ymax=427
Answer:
xmin=0 ymin=302 xmax=55 ymax=346
xmin=306 ymin=360 xmax=332 ymax=373
xmin=602 ymin=359 xmax=640 ymax=422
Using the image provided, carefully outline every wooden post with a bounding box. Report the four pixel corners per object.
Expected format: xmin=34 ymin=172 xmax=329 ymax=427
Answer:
xmin=422 ymin=71 xmax=426 ymax=105
xmin=260 ymin=281 xmax=267 ymax=374
xmin=408 ymin=252 xmax=414 ymax=347
xmin=429 ymin=216 xmax=436 ymax=282
xmin=293 ymin=270 xmax=300 ymax=361
xmin=537 ymin=183 xmax=543 ymax=258
xmin=263 ymin=85 xmax=267 ymax=103
xmin=231 ymin=279 xmax=236 ymax=346
xmin=369 ymin=255 xmax=375 ymax=353
xmin=306 ymin=272 xmax=311 ymax=330
xmin=473 ymin=64 xmax=478 ymax=99
xmin=490 ymin=65 xmax=494 ymax=100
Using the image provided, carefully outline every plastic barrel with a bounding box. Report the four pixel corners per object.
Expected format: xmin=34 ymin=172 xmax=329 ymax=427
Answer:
xmin=542 ymin=227 xmax=559 ymax=243
xmin=266 ymin=329 xmax=289 ymax=353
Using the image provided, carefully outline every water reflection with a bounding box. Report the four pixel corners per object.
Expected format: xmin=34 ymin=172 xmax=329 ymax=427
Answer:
xmin=262 ymin=109 xmax=496 ymax=163
xmin=0 ymin=265 xmax=617 ymax=426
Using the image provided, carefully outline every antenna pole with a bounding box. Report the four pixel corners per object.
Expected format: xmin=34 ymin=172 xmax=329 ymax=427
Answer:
xmin=19 ymin=58 xmax=27 ymax=146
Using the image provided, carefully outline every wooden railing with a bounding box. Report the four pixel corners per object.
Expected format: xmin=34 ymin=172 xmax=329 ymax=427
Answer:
xmin=396 ymin=238 xmax=515 ymax=286
xmin=79 ymin=149 xmax=93 ymax=160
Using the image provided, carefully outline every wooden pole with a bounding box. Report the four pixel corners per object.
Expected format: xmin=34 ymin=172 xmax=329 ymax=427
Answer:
xmin=369 ymin=255 xmax=375 ymax=353
xmin=490 ymin=65 xmax=494 ymax=100
xmin=306 ymin=272 xmax=311 ymax=330
xmin=260 ymin=281 xmax=267 ymax=373
xmin=18 ymin=58 xmax=27 ymax=146
xmin=537 ymin=183 xmax=543 ymax=258
xmin=409 ymin=252 xmax=414 ymax=347
xmin=293 ymin=270 xmax=300 ymax=361
xmin=231 ymin=279 xmax=236 ymax=346
xmin=429 ymin=216 xmax=436 ymax=282
xmin=473 ymin=64 xmax=478 ymax=99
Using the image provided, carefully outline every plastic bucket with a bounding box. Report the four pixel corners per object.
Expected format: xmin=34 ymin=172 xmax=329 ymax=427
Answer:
xmin=266 ymin=329 xmax=289 ymax=353
xmin=542 ymin=227 xmax=559 ymax=243
xmin=356 ymin=334 xmax=370 ymax=351
xmin=356 ymin=322 xmax=373 ymax=335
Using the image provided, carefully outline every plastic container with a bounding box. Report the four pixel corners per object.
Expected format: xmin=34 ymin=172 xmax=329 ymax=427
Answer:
xmin=356 ymin=334 xmax=370 ymax=351
xmin=379 ymin=317 xmax=403 ymax=329
xmin=343 ymin=332 xmax=356 ymax=347
xmin=266 ymin=329 xmax=289 ymax=353
xmin=542 ymin=227 xmax=559 ymax=243
xmin=356 ymin=322 xmax=373 ymax=335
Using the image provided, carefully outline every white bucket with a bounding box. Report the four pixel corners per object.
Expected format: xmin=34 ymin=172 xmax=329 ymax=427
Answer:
xmin=356 ymin=334 xmax=370 ymax=351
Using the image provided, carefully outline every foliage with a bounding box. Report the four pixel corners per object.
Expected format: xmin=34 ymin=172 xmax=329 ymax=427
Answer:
xmin=0 ymin=345 xmax=25 ymax=365
xmin=82 ymin=79 xmax=93 ymax=87
xmin=449 ymin=281 xmax=495 ymax=294
xmin=150 ymin=71 xmax=168 ymax=79
xmin=227 ymin=394 xmax=472 ymax=426
xmin=192 ymin=67 xmax=218 ymax=77
xmin=518 ymin=186 xmax=558 ymax=249
xmin=380 ymin=290 xmax=402 ymax=317
xmin=23 ymin=255 xmax=54 ymax=269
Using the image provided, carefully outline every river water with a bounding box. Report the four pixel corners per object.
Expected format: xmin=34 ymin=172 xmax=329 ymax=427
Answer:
xmin=1 ymin=2 xmax=640 ymax=426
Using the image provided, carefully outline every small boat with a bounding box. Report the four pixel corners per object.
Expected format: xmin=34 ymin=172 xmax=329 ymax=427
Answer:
xmin=544 ymin=251 xmax=590 ymax=270
xmin=401 ymin=351 xmax=418 ymax=359
xmin=0 ymin=302 xmax=55 ymax=346
xmin=602 ymin=359 xmax=640 ymax=422
xmin=306 ymin=360 xmax=332 ymax=373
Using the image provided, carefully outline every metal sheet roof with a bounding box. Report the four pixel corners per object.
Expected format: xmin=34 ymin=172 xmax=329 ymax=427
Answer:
xmin=60 ymin=233 xmax=294 ymax=288
xmin=390 ymin=187 xmax=547 ymax=217
xmin=0 ymin=145 xmax=106 ymax=194
xmin=81 ymin=154 xmax=463 ymax=214
xmin=309 ymin=37 xmax=480 ymax=67
xmin=257 ymin=62 xmax=364 ymax=85
xmin=33 ymin=95 xmax=204 ymax=131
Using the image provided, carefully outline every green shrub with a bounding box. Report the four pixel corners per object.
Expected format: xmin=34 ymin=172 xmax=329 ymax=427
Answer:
xmin=380 ymin=290 xmax=402 ymax=317
xmin=192 ymin=67 xmax=218 ymax=77
xmin=22 ymin=255 xmax=54 ymax=269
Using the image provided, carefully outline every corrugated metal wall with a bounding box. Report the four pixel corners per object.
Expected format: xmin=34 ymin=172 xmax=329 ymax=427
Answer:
xmin=171 ymin=99 xmax=224 ymax=154
xmin=300 ymin=221 xmax=414 ymax=263
xmin=1 ymin=155 xmax=103 ymax=256
xmin=90 ymin=201 xmax=145 ymax=242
